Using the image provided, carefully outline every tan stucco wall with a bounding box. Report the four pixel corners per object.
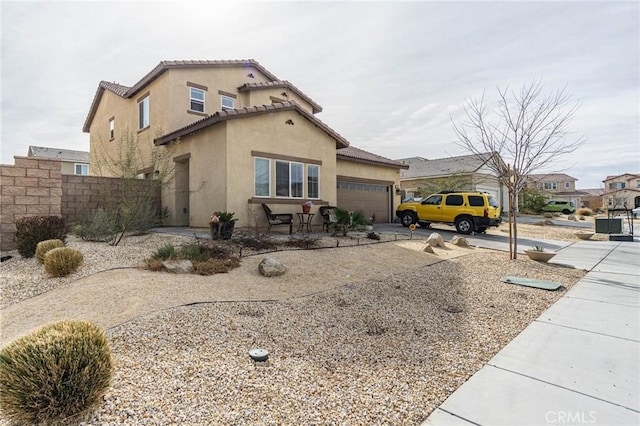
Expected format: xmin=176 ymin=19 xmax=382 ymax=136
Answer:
xmin=161 ymin=110 xmax=339 ymax=228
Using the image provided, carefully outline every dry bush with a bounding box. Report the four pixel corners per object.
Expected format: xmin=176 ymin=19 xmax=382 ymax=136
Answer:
xmin=192 ymin=256 xmax=241 ymax=275
xmin=43 ymin=247 xmax=84 ymax=277
xmin=35 ymin=239 xmax=65 ymax=264
xmin=0 ymin=320 xmax=113 ymax=424
xmin=576 ymin=207 xmax=593 ymax=216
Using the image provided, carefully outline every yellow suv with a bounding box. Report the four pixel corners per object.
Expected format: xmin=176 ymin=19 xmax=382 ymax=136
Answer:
xmin=395 ymin=191 xmax=502 ymax=234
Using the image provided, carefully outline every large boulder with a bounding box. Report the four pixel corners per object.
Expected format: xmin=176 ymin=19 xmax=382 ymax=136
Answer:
xmin=162 ymin=259 xmax=193 ymax=274
xmin=259 ymin=257 xmax=287 ymax=277
xmin=426 ymin=233 xmax=445 ymax=248
xmin=450 ymin=236 xmax=470 ymax=247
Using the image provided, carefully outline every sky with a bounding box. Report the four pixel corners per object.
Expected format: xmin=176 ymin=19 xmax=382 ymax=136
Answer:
xmin=1 ymin=0 xmax=638 ymax=189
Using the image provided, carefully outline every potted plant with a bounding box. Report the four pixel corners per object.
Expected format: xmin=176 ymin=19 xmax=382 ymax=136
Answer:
xmin=302 ymin=201 xmax=313 ymax=214
xmin=210 ymin=211 xmax=237 ymax=240
xmin=524 ymin=245 xmax=557 ymax=262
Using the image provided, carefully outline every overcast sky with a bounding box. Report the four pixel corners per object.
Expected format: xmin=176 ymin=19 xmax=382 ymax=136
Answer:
xmin=1 ymin=1 xmax=638 ymax=188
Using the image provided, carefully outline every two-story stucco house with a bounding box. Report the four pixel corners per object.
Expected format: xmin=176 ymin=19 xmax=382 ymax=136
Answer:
xmin=83 ymin=60 xmax=406 ymax=228
xmin=526 ymin=173 xmax=589 ymax=208
xmin=602 ymin=173 xmax=640 ymax=210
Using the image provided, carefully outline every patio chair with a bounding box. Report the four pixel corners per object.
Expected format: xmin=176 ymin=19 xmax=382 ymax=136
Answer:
xmin=319 ymin=205 xmax=338 ymax=232
xmin=261 ymin=203 xmax=293 ymax=234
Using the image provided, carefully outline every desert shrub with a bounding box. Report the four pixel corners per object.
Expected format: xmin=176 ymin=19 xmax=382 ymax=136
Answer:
xmin=518 ymin=187 xmax=548 ymax=214
xmin=152 ymin=243 xmax=177 ymax=260
xmin=35 ymin=239 xmax=65 ymax=264
xmin=144 ymin=258 xmax=165 ymax=271
xmin=72 ymin=208 xmax=118 ymax=242
xmin=15 ymin=216 xmax=68 ymax=258
xmin=0 ymin=320 xmax=113 ymax=424
xmin=196 ymin=239 xmax=235 ymax=259
xmin=43 ymin=247 xmax=84 ymax=277
xmin=177 ymin=243 xmax=212 ymax=263
xmin=192 ymin=256 xmax=241 ymax=275
xmin=576 ymin=207 xmax=593 ymax=216
xmin=332 ymin=208 xmax=368 ymax=236
xmin=366 ymin=231 xmax=381 ymax=240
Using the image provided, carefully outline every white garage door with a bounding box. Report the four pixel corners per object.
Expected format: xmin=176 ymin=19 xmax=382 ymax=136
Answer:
xmin=337 ymin=180 xmax=391 ymax=223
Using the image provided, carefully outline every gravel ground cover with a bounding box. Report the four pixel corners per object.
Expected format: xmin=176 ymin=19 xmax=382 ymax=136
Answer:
xmin=0 ymin=223 xmax=587 ymax=424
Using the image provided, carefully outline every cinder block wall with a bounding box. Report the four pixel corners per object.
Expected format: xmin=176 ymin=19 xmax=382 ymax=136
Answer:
xmin=1 ymin=157 xmax=62 ymax=251
xmin=1 ymin=156 xmax=161 ymax=252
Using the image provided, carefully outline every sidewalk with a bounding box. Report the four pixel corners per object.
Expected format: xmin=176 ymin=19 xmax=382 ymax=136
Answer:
xmin=424 ymin=240 xmax=640 ymax=425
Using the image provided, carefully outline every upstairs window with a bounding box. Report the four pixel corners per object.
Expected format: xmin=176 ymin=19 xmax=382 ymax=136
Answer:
xmin=541 ymin=182 xmax=558 ymax=190
xmin=190 ymin=87 xmax=205 ymax=112
xmin=609 ymin=182 xmax=625 ymax=190
xmin=138 ymin=95 xmax=149 ymax=130
xmin=75 ymin=164 xmax=89 ymax=176
xmin=221 ymin=95 xmax=235 ymax=111
xmin=109 ymin=117 xmax=115 ymax=140
xmin=565 ymin=182 xmax=570 ymax=189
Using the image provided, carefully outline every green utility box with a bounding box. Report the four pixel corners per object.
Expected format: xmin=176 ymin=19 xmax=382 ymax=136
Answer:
xmin=595 ymin=218 xmax=623 ymax=234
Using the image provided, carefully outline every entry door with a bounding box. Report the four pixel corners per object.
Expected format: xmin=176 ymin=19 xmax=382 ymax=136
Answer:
xmin=174 ymin=159 xmax=190 ymax=226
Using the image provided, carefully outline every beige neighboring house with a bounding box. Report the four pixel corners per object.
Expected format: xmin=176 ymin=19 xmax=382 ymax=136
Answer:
xmin=526 ymin=173 xmax=589 ymax=208
xmin=602 ymin=173 xmax=640 ymax=210
xmin=83 ymin=59 xmax=405 ymax=227
xmin=27 ymin=146 xmax=90 ymax=176
xmin=397 ymin=153 xmax=508 ymax=209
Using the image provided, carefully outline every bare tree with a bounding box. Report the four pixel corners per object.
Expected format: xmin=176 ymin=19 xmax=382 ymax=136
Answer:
xmin=451 ymin=80 xmax=584 ymax=258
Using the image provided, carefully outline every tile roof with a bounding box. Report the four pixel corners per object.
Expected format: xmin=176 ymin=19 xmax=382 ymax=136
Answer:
xmin=83 ymin=59 xmax=281 ymax=133
xmin=337 ymin=146 xmax=408 ymax=169
xmin=581 ymin=188 xmax=605 ymax=196
xmin=154 ymin=101 xmax=349 ymax=149
xmin=397 ymin=152 xmax=495 ymax=179
xmin=527 ymin=173 xmax=578 ymax=182
xmin=28 ymin=145 xmax=89 ymax=162
xmin=603 ymin=173 xmax=640 ymax=181
xmin=238 ymin=81 xmax=322 ymax=113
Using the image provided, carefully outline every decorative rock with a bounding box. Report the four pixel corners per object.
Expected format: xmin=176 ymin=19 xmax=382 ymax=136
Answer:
xmin=258 ymin=257 xmax=287 ymax=277
xmin=426 ymin=233 xmax=445 ymax=248
xmin=568 ymin=214 xmax=576 ymax=221
xmin=450 ymin=236 xmax=470 ymax=247
xmin=423 ymin=244 xmax=435 ymax=254
xmin=162 ymin=259 xmax=193 ymax=274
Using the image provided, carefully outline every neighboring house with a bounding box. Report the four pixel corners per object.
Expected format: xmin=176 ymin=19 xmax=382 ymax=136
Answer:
xmin=397 ymin=152 xmax=508 ymax=209
xmin=525 ymin=173 xmax=589 ymax=208
xmin=602 ymin=173 xmax=640 ymax=210
xmin=83 ymin=59 xmax=405 ymax=227
xmin=27 ymin=146 xmax=90 ymax=175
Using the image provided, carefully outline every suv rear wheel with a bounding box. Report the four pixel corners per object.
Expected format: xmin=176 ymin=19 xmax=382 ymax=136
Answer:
xmin=562 ymin=209 xmax=571 ymax=214
xmin=400 ymin=212 xmax=416 ymax=227
xmin=455 ymin=216 xmax=473 ymax=235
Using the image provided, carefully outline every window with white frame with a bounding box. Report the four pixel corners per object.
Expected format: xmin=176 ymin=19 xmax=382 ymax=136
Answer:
xmin=221 ymin=95 xmax=234 ymax=111
xmin=275 ymin=160 xmax=303 ymax=198
xmin=307 ymin=164 xmax=319 ymax=198
xmin=138 ymin=95 xmax=149 ymax=129
xmin=541 ymin=182 xmax=557 ymax=190
xmin=109 ymin=117 xmax=115 ymax=140
xmin=190 ymin=87 xmax=205 ymax=112
xmin=254 ymin=158 xmax=270 ymax=197
xmin=75 ymin=163 xmax=89 ymax=176
xmin=565 ymin=182 xmax=570 ymax=189
xmin=609 ymin=182 xmax=625 ymax=190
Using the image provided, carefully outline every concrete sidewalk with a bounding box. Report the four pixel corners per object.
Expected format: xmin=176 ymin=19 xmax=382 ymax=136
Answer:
xmin=424 ymin=241 xmax=640 ymax=425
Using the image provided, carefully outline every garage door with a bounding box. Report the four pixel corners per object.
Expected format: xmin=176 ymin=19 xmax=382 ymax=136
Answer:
xmin=337 ymin=180 xmax=391 ymax=223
